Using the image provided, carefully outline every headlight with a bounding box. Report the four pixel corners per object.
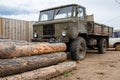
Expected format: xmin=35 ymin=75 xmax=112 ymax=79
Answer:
xmin=62 ymin=31 xmax=67 ymax=37
xmin=33 ymin=32 xmax=38 ymax=38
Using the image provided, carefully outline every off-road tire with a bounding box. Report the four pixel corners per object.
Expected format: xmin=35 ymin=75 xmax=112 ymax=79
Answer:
xmin=70 ymin=37 xmax=86 ymax=60
xmin=115 ymin=44 xmax=120 ymax=51
xmin=98 ymin=38 xmax=107 ymax=54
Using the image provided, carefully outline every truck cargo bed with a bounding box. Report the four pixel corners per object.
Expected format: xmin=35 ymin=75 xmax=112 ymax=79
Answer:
xmin=87 ymin=21 xmax=113 ymax=36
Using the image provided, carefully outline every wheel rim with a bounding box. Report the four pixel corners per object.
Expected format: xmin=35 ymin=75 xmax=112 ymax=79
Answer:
xmin=102 ymin=39 xmax=107 ymax=52
xmin=78 ymin=42 xmax=86 ymax=59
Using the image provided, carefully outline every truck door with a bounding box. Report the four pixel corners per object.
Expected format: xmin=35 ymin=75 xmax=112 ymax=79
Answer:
xmin=78 ymin=7 xmax=85 ymax=20
xmin=77 ymin=7 xmax=87 ymax=33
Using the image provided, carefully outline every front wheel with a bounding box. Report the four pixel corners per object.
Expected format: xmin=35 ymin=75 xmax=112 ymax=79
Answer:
xmin=70 ymin=37 xmax=86 ymax=60
xmin=98 ymin=38 xmax=107 ymax=54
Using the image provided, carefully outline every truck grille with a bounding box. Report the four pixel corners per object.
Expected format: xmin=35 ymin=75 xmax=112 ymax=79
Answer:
xmin=43 ymin=24 xmax=55 ymax=37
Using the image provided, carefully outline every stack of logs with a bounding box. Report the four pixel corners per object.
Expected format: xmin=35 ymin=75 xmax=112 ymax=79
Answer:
xmin=0 ymin=39 xmax=76 ymax=80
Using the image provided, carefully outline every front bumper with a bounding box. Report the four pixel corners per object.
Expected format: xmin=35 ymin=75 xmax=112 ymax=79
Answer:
xmin=31 ymin=37 xmax=69 ymax=43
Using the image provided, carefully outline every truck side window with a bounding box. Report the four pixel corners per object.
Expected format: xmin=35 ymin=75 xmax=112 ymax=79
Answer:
xmin=114 ymin=32 xmax=120 ymax=38
xmin=78 ymin=7 xmax=84 ymax=19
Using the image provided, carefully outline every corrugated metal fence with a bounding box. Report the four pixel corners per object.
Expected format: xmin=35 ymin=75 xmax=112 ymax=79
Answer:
xmin=0 ymin=17 xmax=35 ymax=41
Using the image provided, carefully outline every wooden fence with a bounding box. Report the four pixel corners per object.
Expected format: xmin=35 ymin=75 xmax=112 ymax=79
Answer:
xmin=0 ymin=17 xmax=35 ymax=41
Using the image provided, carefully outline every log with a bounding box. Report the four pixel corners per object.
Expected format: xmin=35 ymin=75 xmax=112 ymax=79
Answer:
xmin=0 ymin=41 xmax=67 ymax=58
xmin=0 ymin=40 xmax=28 ymax=58
xmin=1 ymin=61 xmax=76 ymax=80
xmin=0 ymin=52 xmax=67 ymax=77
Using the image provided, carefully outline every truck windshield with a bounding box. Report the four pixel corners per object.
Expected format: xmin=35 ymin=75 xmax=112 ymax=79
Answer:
xmin=40 ymin=10 xmax=54 ymax=21
xmin=39 ymin=6 xmax=72 ymax=21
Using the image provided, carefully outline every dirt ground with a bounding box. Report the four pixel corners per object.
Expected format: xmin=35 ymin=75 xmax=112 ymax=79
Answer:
xmin=52 ymin=49 xmax=120 ymax=80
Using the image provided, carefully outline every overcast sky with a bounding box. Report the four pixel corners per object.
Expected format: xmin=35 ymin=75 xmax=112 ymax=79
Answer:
xmin=0 ymin=0 xmax=120 ymax=29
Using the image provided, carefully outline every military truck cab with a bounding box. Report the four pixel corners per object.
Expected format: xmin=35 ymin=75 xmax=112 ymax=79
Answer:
xmin=32 ymin=4 xmax=86 ymax=42
xmin=32 ymin=4 xmax=113 ymax=60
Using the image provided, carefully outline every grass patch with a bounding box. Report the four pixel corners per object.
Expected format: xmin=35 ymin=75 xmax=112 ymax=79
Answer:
xmin=63 ymin=72 xmax=74 ymax=77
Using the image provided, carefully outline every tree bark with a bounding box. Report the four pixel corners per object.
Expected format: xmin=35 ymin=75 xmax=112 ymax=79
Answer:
xmin=0 ymin=61 xmax=76 ymax=80
xmin=0 ymin=52 xmax=67 ymax=77
xmin=0 ymin=41 xmax=67 ymax=59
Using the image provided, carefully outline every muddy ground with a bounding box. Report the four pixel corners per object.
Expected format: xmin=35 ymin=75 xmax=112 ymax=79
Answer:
xmin=52 ymin=49 xmax=120 ymax=80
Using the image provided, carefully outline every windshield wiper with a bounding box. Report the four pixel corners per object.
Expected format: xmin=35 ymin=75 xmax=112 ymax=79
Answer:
xmin=55 ymin=8 xmax=61 ymax=15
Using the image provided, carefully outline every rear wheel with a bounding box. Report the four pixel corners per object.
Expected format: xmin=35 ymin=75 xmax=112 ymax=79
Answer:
xmin=70 ymin=37 xmax=86 ymax=60
xmin=98 ymin=38 xmax=107 ymax=54
xmin=115 ymin=44 xmax=120 ymax=51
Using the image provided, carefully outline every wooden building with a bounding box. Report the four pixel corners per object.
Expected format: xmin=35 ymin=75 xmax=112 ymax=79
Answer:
xmin=0 ymin=17 xmax=35 ymax=41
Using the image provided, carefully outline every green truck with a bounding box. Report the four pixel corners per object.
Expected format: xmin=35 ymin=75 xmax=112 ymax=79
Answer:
xmin=32 ymin=4 xmax=113 ymax=60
